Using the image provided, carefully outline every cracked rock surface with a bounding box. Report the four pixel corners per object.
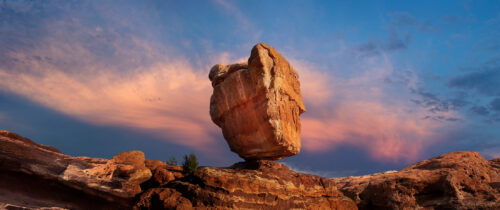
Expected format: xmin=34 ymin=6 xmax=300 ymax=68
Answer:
xmin=0 ymin=130 xmax=151 ymax=209
xmin=1 ymin=131 xmax=498 ymax=209
xmin=136 ymin=160 xmax=357 ymax=210
xmin=333 ymin=151 xmax=500 ymax=209
xmin=209 ymin=43 xmax=306 ymax=160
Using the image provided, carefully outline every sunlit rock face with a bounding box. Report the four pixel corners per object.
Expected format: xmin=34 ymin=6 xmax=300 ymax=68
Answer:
xmin=333 ymin=152 xmax=500 ymax=209
xmin=136 ymin=160 xmax=357 ymax=209
xmin=209 ymin=43 xmax=306 ymax=160
xmin=0 ymin=130 xmax=152 ymax=208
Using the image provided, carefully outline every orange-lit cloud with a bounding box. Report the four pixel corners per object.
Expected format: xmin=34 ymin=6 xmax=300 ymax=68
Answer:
xmin=290 ymin=58 xmax=460 ymax=163
xmin=0 ymin=58 xmax=218 ymax=150
xmin=0 ymin=25 xmax=233 ymax=156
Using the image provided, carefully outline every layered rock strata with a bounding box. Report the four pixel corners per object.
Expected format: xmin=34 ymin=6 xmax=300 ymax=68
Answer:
xmin=333 ymin=152 xmax=500 ymax=209
xmin=0 ymin=131 xmax=355 ymax=209
xmin=0 ymin=130 xmax=152 ymax=209
xmin=209 ymin=43 xmax=306 ymax=160
xmin=135 ymin=160 xmax=357 ymax=210
xmin=2 ymin=131 xmax=498 ymax=210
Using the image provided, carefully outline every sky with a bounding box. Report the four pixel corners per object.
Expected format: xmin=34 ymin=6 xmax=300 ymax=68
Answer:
xmin=0 ymin=0 xmax=499 ymax=177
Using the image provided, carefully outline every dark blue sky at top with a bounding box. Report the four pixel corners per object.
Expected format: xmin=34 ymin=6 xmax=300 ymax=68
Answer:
xmin=0 ymin=0 xmax=499 ymax=176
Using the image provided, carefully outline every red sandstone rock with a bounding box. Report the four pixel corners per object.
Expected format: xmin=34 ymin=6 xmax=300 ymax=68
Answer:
xmin=333 ymin=152 xmax=500 ymax=209
xmin=2 ymin=131 xmax=498 ymax=210
xmin=135 ymin=160 xmax=357 ymax=210
xmin=0 ymin=130 xmax=151 ymax=208
xmin=209 ymin=43 xmax=306 ymax=160
xmin=142 ymin=160 xmax=184 ymax=188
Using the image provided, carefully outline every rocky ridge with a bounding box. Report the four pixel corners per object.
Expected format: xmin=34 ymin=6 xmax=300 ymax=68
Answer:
xmin=333 ymin=152 xmax=500 ymax=209
xmin=0 ymin=131 xmax=498 ymax=209
xmin=0 ymin=130 xmax=152 ymax=209
xmin=0 ymin=131 xmax=355 ymax=209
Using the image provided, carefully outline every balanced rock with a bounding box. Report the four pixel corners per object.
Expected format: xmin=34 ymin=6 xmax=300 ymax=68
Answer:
xmin=209 ymin=43 xmax=306 ymax=160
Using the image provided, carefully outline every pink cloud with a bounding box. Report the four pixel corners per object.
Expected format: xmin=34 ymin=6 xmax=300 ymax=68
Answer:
xmin=0 ymin=58 xmax=218 ymax=149
xmin=290 ymin=58 xmax=460 ymax=163
xmin=0 ymin=24 xmax=233 ymax=156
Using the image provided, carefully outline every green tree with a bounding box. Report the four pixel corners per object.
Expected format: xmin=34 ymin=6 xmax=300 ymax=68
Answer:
xmin=182 ymin=153 xmax=199 ymax=173
xmin=166 ymin=156 xmax=178 ymax=166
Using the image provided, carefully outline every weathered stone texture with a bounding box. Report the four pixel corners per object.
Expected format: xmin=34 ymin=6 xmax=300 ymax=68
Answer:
xmin=0 ymin=130 xmax=151 ymax=208
xmin=1 ymin=131 xmax=498 ymax=209
xmin=333 ymin=152 xmax=500 ymax=209
xmin=209 ymin=43 xmax=306 ymax=160
xmin=135 ymin=160 xmax=357 ymax=210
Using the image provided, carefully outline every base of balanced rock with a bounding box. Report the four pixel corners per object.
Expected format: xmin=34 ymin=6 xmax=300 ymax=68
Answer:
xmin=136 ymin=160 xmax=357 ymax=209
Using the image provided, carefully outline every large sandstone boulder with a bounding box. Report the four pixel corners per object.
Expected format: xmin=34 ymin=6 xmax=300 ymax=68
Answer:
xmin=209 ymin=43 xmax=306 ymax=160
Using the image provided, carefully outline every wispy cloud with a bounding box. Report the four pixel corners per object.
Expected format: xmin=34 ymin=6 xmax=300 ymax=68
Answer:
xmin=470 ymin=105 xmax=490 ymax=116
xmin=212 ymin=0 xmax=253 ymax=33
xmin=0 ymin=50 xmax=220 ymax=153
xmin=0 ymin=4 xmax=229 ymax=155
xmin=388 ymin=11 xmax=436 ymax=32
xmin=446 ymin=63 xmax=500 ymax=122
xmin=448 ymin=68 xmax=500 ymax=96
xmin=490 ymin=98 xmax=500 ymax=112
xmin=290 ymin=57 xmax=460 ymax=163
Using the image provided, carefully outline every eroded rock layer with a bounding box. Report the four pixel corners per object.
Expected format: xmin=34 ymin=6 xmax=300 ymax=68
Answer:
xmin=2 ymin=131 xmax=498 ymax=210
xmin=333 ymin=152 xmax=500 ymax=209
xmin=135 ymin=160 xmax=357 ymax=210
xmin=209 ymin=43 xmax=306 ymax=160
xmin=0 ymin=130 xmax=356 ymax=210
xmin=0 ymin=130 xmax=152 ymax=209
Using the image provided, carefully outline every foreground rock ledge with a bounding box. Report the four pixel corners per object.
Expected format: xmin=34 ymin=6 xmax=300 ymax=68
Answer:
xmin=1 ymin=131 xmax=498 ymax=209
xmin=0 ymin=131 xmax=355 ymax=209
xmin=0 ymin=130 xmax=152 ymax=209
xmin=333 ymin=151 xmax=500 ymax=209
xmin=209 ymin=43 xmax=306 ymax=160
xmin=136 ymin=160 xmax=357 ymax=209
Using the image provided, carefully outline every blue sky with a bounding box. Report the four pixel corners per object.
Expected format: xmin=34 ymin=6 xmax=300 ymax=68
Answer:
xmin=0 ymin=0 xmax=499 ymax=176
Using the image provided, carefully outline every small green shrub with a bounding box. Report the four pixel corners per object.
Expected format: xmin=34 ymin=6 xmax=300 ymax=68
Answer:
xmin=166 ymin=156 xmax=178 ymax=166
xmin=182 ymin=153 xmax=199 ymax=173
